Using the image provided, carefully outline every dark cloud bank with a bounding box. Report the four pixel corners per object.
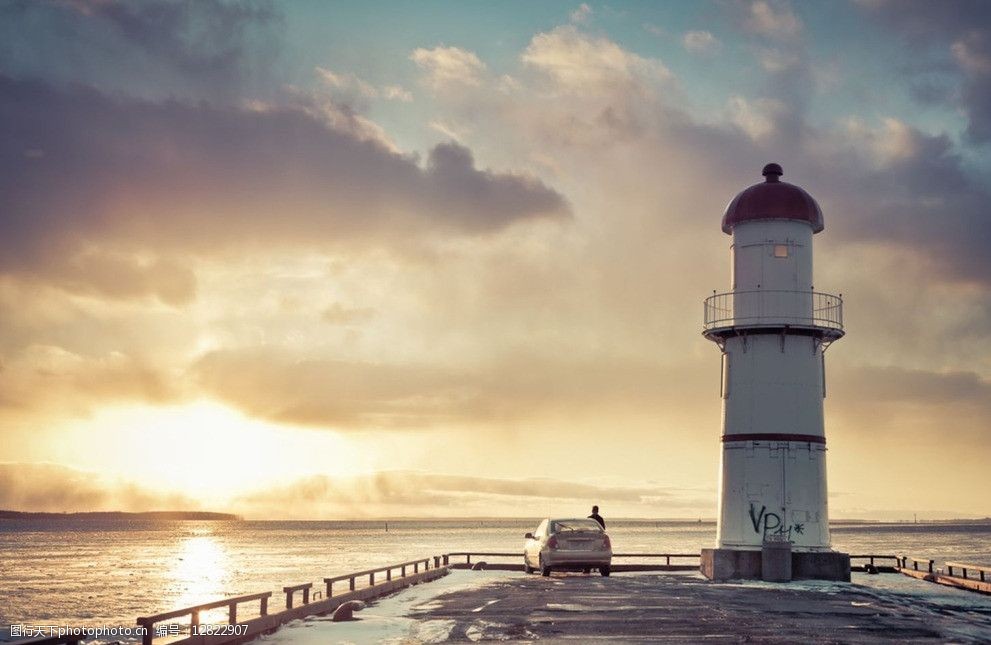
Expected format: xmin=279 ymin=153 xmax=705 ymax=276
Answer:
xmin=0 ymin=1 xmax=569 ymax=304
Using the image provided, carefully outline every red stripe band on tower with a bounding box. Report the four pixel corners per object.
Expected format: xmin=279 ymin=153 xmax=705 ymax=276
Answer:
xmin=721 ymin=433 xmax=826 ymax=444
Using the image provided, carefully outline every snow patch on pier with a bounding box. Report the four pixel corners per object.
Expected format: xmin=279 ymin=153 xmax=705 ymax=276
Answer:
xmin=256 ymin=570 xmax=516 ymax=645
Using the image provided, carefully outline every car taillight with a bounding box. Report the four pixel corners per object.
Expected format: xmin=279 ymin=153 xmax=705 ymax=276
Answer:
xmin=547 ymin=536 xmax=558 ymax=549
xmin=602 ymin=535 xmax=611 ymax=549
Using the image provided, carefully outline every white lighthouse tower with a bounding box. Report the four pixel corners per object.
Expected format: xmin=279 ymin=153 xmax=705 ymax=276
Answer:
xmin=700 ymin=163 xmax=850 ymax=581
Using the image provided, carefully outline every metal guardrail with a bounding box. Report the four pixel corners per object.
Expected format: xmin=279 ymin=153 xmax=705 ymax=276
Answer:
xmin=703 ymin=289 xmax=843 ymax=333
xmin=443 ymin=552 xmax=700 ymax=568
xmin=324 ymin=557 xmax=440 ymax=597
xmin=896 ymin=556 xmax=935 ymax=573
xmin=136 ymin=591 xmax=271 ymax=645
xmin=945 ymin=561 xmax=991 ymax=582
xmin=850 ymin=554 xmax=898 ymax=566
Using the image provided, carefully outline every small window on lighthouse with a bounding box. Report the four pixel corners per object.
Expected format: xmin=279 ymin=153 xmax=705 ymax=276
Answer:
xmin=773 ymin=244 xmax=789 ymax=258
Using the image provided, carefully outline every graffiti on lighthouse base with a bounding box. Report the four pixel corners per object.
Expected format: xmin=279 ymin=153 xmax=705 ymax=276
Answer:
xmin=749 ymin=502 xmax=805 ymax=540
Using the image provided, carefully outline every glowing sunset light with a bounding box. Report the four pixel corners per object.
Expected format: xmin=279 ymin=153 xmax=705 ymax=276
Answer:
xmin=0 ymin=0 xmax=988 ymax=522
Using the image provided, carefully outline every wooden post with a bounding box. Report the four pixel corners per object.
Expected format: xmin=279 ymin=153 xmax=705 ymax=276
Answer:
xmin=303 ymin=587 xmax=310 ymax=604
xmin=434 ymin=556 xmax=441 ymax=568
xmin=401 ymin=565 xmax=406 ymax=577
xmin=191 ymin=609 xmax=200 ymax=632
xmin=666 ymin=555 xmax=671 ymax=566
xmin=349 ymin=576 xmax=355 ymax=591
xmin=286 ymin=591 xmax=293 ymax=609
xmin=466 ymin=554 xmax=471 ymax=565
xmin=141 ymin=623 xmax=153 ymax=645
xmin=443 ymin=554 xmax=449 ymax=565
xmin=326 ymin=581 xmax=333 ymax=598
xmin=370 ymin=572 xmax=375 ymax=585
xmin=414 ymin=562 xmax=419 ymax=573
xmin=928 ymin=560 xmax=933 ymax=573
xmin=229 ymin=602 xmax=237 ymax=624
xmin=387 ymin=568 xmax=392 ymax=581
xmin=261 ymin=595 xmax=268 ymax=616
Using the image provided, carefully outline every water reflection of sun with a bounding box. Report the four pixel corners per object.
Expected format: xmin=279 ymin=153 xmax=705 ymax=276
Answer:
xmin=169 ymin=535 xmax=230 ymax=623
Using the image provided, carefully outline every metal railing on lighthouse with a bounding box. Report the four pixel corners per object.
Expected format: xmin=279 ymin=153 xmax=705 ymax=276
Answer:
xmin=702 ymin=289 xmax=843 ymax=335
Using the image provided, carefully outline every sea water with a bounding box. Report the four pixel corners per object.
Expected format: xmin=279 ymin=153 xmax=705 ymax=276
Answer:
xmin=1 ymin=519 xmax=989 ymax=632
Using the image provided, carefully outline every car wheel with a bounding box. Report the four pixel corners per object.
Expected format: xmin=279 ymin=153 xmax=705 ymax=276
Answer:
xmin=523 ymin=553 xmax=533 ymax=574
xmin=540 ymin=555 xmax=551 ymax=577
xmin=600 ymin=565 xmax=610 ymax=577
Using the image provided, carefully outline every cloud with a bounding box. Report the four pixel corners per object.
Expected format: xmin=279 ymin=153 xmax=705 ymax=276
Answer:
xmin=521 ymin=25 xmax=671 ymax=91
xmin=410 ymin=46 xmax=487 ymax=90
xmin=744 ymin=0 xmax=802 ymax=40
xmin=833 ymin=365 xmax=991 ymax=410
xmin=322 ymin=302 xmax=375 ymax=325
xmin=234 ymin=470 xmax=706 ymax=518
xmin=0 ymin=462 xmax=196 ymax=512
xmin=0 ymin=0 xmax=283 ymax=102
xmin=726 ymin=95 xmax=786 ymax=140
xmin=316 ymin=66 xmax=412 ymax=103
xmin=192 ymin=348 xmax=710 ymax=430
xmin=682 ymin=30 xmax=721 ymax=56
xmin=570 ymin=3 xmax=593 ymax=24
xmin=0 ymin=75 xmax=569 ymax=301
xmin=0 ymin=344 xmax=177 ymax=414
xmin=857 ymin=0 xmax=991 ymax=143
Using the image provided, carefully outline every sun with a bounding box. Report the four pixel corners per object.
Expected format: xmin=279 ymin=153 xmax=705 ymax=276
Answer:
xmin=60 ymin=400 xmax=372 ymax=504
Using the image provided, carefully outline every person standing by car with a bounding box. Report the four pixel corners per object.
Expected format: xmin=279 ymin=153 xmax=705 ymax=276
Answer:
xmin=588 ymin=505 xmax=605 ymax=529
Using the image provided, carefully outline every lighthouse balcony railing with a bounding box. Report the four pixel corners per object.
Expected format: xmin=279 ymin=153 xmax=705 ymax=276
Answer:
xmin=703 ymin=289 xmax=843 ymax=334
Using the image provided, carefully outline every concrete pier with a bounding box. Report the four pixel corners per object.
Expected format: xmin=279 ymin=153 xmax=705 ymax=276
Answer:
xmin=409 ymin=573 xmax=986 ymax=642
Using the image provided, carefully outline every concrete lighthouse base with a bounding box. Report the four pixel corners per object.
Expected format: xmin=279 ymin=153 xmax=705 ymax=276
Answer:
xmin=701 ymin=548 xmax=850 ymax=582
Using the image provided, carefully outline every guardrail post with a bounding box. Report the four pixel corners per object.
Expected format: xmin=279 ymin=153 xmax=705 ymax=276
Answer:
xmin=261 ymin=595 xmax=268 ymax=616
xmin=141 ymin=623 xmax=153 ymax=645
xmin=387 ymin=567 xmax=392 ymax=581
xmin=466 ymin=554 xmax=471 ymax=565
xmin=401 ymin=565 xmax=406 ymax=577
xmin=434 ymin=556 xmax=441 ymax=568
xmin=370 ymin=572 xmax=375 ymax=585
xmin=414 ymin=562 xmax=419 ymax=573
xmin=191 ymin=609 xmax=200 ymax=632
xmin=349 ymin=576 xmax=356 ymax=591
xmin=443 ymin=554 xmax=449 ymax=565
xmin=286 ymin=590 xmax=293 ymax=609
xmin=928 ymin=560 xmax=933 ymax=573
xmin=303 ymin=587 xmax=310 ymax=604
xmin=229 ymin=602 xmax=237 ymax=624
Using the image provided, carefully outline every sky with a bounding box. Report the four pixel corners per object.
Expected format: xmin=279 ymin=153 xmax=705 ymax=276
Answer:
xmin=0 ymin=0 xmax=989 ymax=520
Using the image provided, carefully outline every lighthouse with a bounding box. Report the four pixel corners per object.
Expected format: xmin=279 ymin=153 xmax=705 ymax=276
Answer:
xmin=700 ymin=163 xmax=850 ymax=581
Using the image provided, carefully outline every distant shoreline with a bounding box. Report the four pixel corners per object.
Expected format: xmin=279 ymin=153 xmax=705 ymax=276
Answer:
xmin=1 ymin=511 xmax=987 ymax=524
xmin=0 ymin=510 xmax=241 ymax=521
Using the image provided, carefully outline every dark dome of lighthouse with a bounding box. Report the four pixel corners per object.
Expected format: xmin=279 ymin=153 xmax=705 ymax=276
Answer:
xmin=721 ymin=163 xmax=824 ymax=234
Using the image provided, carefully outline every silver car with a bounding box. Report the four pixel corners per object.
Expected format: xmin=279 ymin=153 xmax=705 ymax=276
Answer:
xmin=523 ymin=518 xmax=612 ymax=576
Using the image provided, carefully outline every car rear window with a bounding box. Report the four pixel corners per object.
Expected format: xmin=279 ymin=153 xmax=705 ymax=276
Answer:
xmin=551 ymin=519 xmax=603 ymax=533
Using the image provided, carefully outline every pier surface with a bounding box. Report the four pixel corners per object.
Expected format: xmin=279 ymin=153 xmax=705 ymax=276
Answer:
xmin=405 ymin=572 xmax=990 ymax=643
